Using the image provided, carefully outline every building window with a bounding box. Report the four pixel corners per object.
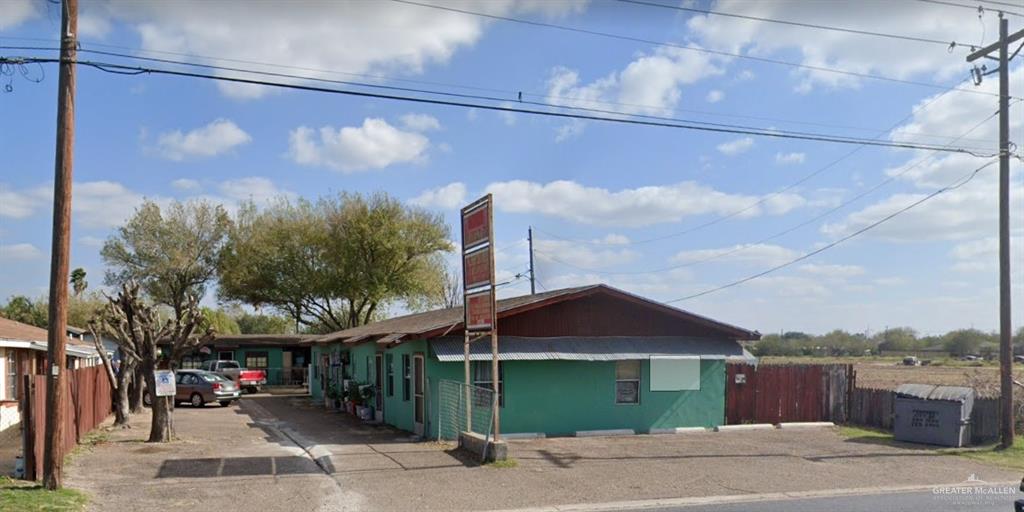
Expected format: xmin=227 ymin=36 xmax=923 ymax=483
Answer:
xmin=5 ymin=350 xmax=15 ymax=401
xmin=386 ymin=354 xmax=395 ymax=397
xmin=615 ymin=360 xmax=641 ymax=405
xmin=402 ymin=354 xmax=411 ymax=401
xmin=218 ymin=351 xmax=234 ymax=361
xmin=180 ymin=356 xmax=203 ymax=370
xmin=473 ymin=361 xmax=504 ymax=407
xmin=245 ymin=352 xmax=269 ymax=368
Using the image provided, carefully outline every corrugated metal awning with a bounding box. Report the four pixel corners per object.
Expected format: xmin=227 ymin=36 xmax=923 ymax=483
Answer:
xmin=895 ymin=384 xmax=974 ymax=402
xmin=431 ymin=336 xmax=744 ymax=362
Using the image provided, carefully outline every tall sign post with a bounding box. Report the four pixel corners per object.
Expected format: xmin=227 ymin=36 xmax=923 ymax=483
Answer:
xmin=460 ymin=194 xmax=499 ymax=441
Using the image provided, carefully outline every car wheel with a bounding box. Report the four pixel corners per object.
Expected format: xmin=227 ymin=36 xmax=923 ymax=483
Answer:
xmin=190 ymin=393 xmax=205 ymax=408
xmin=143 ymin=392 xmax=152 ymax=407
xmin=219 ymin=401 xmax=231 ymax=408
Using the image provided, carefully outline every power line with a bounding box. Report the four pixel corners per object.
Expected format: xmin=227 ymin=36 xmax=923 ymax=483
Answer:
xmin=390 ymin=0 xmax=1005 ymax=98
xmin=0 ymin=40 xmax=998 ymax=146
xmin=616 ymin=0 xmax=963 ymax=47
xmin=2 ymin=56 xmax=998 ymax=155
xmin=914 ymin=0 xmax=1024 ymax=18
xmin=532 ymin=81 xmax=985 ymax=248
xmin=664 ymin=158 xmax=1000 ymax=303
xmin=535 ymin=107 xmax=1002 ymax=276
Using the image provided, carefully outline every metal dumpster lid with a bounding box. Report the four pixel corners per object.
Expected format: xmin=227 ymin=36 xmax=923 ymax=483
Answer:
xmin=895 ymin=384 xmax=975 ymax=402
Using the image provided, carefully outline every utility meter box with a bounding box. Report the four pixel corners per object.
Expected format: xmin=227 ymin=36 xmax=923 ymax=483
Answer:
xmin=893 ymin=384 xmax=974 ymax=447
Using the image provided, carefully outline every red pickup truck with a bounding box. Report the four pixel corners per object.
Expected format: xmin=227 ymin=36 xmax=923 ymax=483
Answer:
xmin=200 ymin=360 xmax=266 ymax=393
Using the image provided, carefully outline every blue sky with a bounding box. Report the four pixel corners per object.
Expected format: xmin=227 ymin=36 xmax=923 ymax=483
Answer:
xmin=0 ymin=0 xmax=1021 ymax=335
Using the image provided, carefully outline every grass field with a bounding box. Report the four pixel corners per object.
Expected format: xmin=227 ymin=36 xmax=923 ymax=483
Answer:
xmin=760 ymin=356 xmax=1024 ymax=395
xmin=839 ymin=427 xmax=1024 ymax=471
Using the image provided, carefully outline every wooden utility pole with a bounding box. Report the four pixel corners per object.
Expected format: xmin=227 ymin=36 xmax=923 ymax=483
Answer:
xmin=966 ymin=14 xmax=1023 ymax=449
xmin=528 ymin=227 xmax=535 ymax=295
xmin=43 ymin=0 xmax=77 ymax=489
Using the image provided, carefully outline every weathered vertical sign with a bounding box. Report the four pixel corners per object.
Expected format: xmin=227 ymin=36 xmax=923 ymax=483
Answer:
xmin=461 ymin=195 xmax=495 ymax=332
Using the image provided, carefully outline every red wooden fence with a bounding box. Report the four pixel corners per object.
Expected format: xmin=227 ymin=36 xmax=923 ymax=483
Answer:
xmin=22 ymin=365 xmax=112 ymax=480
xmin=726 ymin=363 xmax=854 ymax=424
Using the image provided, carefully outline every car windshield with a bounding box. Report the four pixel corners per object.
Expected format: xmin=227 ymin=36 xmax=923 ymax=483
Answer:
xmin=201 ymin=374 xmax=227 ymax=382
xmin=219 ymin=362 xmax=240 ymax=369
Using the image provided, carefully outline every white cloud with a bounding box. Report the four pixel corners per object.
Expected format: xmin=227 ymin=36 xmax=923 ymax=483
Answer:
xmin=775 ymin=152 xmax=806 ymax=165
xmin=409 ymin=182 xmax=468 ymax=210
xmin=671 ymin=243 xmax=799 ymax=266
xmin=716 ymin=137 xmax=754 ymax=155
xmin=687 ymin=0 xmax=987 ymax=92
xmin=171 ymin=179 xmax=201 ymax=191
xmin=799 ymin=263 xmax=865 ymax=278
xmin=79 ymin=236 xmax=105 ymax=248
xmin=705 ymin=89 xmax=724 ymax=103
xmin=155 ymin=119 xmax=251 ymax=161
xmin=0 ymin=0 xmax=36 ymax=30
xmin=218 ymin=177 xmax=296 ymax=204
xmin=535 ymin=239 xmax=639 ymax=269
xmin=0 ymin=243 xmax=42 ymax=261
xmin=90 ymin=1 xmax=585 ymax=99
xmin=873 ymin=277 xmax=907 ymax=286
xmin=546 ymin=45 xmax=724 ymax=119
xmin=400 ymin=113 xmax=441 ymax=132
xmin=288 ymin=118 xmax=430 ymax=172
xmin=79 ymin=12 xmax=112 ymax=38
xmin=484 ymin=179 xmax=806 ymax=227
xmin=554 ymin=120 xmax=587 ymax=143
xmin=0 ymin=185 xmax=41 ymax=219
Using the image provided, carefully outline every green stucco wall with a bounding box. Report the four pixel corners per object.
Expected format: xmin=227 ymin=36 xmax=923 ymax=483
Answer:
xmin=421 ymin=354 xmax=724 ymax=438
xmin=380 ymin=339 xmax=426 ymax=433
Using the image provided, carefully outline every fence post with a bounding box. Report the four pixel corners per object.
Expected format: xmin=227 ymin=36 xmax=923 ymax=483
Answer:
xmin=21 ymin=375 xmax=35 ymax=481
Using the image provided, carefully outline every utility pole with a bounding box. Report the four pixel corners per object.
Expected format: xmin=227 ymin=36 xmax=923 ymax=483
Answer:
xmin=966 ymin=13 xmax=1023 ymax=449
xmin=528 ymin=227 xmax=536 ymax=294
xmin=43 ymin=0 xmax=77 ymax=489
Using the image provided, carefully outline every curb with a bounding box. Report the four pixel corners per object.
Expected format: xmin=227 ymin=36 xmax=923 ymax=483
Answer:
xmin=648 ymin=427 xmax=710 ymax=435
xmin=778 ymin=421 xmax=835 ymax=429
xmin=488 ymin=481 xmax=1022 ymax=512
xmin=575 ymin=429 xmax=635 ymax=437
xmin=714 ymin=424 xmax=775 ymax=432
xmin=503 ymin=432 xmax=547 ymax=440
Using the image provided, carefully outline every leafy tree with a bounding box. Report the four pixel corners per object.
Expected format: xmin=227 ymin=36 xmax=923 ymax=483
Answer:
xmin=943 ymin=328 xmax=991 ymax=357
xmin=101 ymin=199 xmax=231 ymax=321
xmin=201 ymin=308 xmax=241 ymax=335
xmin=235 ymin=312 xmax=294 ymax=335
xmin=816 ymin=329 xmax=872 ymax=356
xmin=872 ymin=327 xmax=920 ymax=352
xmin=70 ymin=268 xmax=88 ymax=297
xmin=0 ymin=295 xmax=48 ymax=327
xmin=67 ymin=292 xmax=105 ymax=329
xmin=219 ymin=193 xmax=452 ymax=330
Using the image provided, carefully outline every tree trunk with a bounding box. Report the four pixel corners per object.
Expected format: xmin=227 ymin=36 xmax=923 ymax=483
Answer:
xmin=113 ymin=363 xmax=132 ymax=427
xmin=129 ymin=366 xmax=144 ymax=413
xmin=144 ymin=361 xmax=172 ymax=442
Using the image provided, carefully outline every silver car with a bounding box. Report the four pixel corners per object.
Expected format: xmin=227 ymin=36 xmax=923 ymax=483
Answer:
xmin=176 ymin=370 xmax=241 ymax=407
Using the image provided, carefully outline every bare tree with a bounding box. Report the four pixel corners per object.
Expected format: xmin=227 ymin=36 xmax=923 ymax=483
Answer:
xmin=86 ymin=320 xmax=135 ymax=427
xmin=94 ymin=282 xmax=210 ymax=442
xmin=441 ymin=262 xmax=462 ymax=308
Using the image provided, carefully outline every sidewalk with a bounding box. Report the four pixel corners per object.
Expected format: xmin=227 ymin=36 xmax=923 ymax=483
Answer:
xmin=63 ymin=402 xmax=358 ymax=512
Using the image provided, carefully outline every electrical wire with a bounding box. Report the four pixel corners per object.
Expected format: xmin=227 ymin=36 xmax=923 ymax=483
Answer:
xmin=532 ymin=83 xmax=989 ymax=248
xmin=3 ymin=45 xmax=997 ymax=152
xmin=914 ymin=0 xmax=1024 ymax=18
xmin=664 ymin=157 xmax=1001 ymax=303
xmin=2 ymin=56 xmax=997 ymax=155
xmin=616 ymin=0 xmax=963 ymax=47
xmin=534 ymin=107 xmax=1003 ymax=276
xmin=389 ymin=0 xmax=1005 ymax=99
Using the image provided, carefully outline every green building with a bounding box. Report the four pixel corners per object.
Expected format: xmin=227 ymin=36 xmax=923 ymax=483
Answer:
xmin=181 ymin=334 xmax=315 ymax=386
xmin=309 ymin=285 xmax=758 ymax=438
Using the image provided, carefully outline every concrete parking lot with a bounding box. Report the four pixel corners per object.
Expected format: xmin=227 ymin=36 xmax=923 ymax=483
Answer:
xmin=64 ymin=396 xmax=1021 ymax=511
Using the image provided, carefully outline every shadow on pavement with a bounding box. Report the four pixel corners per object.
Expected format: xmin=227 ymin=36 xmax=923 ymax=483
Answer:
xmin=156 ymin=456 xmax=322 ymax=478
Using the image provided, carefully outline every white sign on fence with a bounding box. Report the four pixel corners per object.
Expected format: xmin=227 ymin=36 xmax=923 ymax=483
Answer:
xmin=154 ymin=370 xmax=176 ymax=397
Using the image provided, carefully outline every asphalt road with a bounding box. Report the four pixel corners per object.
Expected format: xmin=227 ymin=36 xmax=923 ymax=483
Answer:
xmin=643 ymin=490 xmax=1020 ymax=512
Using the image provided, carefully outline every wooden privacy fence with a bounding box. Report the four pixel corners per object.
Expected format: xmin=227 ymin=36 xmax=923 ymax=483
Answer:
xmin=726 ymin=363 xmax=854 ymax=425
xmin=21 ymin=365 xmax=112 ymax=480
xmin=847 ymin=387 xmax=1001 ymax=445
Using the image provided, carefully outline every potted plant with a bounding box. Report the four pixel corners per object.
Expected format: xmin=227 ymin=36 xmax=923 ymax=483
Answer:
xmin=359 ymin=384 xmax=375 ymax=421
xmin=326 ymin=383 xmax=342 ymax=410
xmin=346 ymin=380 xmax=361 ymax=415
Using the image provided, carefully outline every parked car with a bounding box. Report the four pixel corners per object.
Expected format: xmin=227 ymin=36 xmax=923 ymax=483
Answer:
xmin=142 ymin=370 xmax=241 ymax=407
xmin=200 ymin=360 xmax=267 ymax=393
xmin=1014 ymin=355 xmax=1024 ymax=364
xmin=902 ymin=356 xmax=920 ymax=366
xmin=960 ymin=355 xmax=980 ymax=361
xmin=175 ymin=370 xmax=240 ymax=407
